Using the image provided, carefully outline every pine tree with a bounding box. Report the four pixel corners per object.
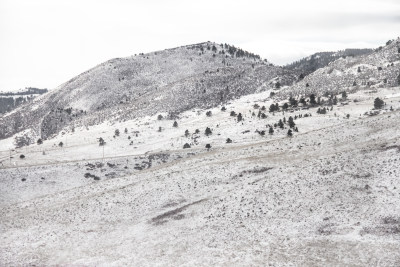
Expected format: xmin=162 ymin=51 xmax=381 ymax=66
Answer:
xmin=185 ymin=129 xmax=190 ymax=137
xmin=269 ymin=127 xmax=274 ymax=135
xmin=278 ymin=119 xmax=284 ymax=129
xmin=333 ymin=96 xmax=338 ymax=105
xmin=115 ymin=129 xmax=120 ymax=136
xmin=183 ymin=143 xmax=191 ymax=149
xmin=237 ymin=113 xmax=243 ymax=122
xmin=309 ymin=94 xmax=317 ymax=105
xmin=288 ymin=116 xmax=295 ymax=128
xmin=374 ymin=97 xmax=384 ymax=109
xmin=226 ymin=138 xmax=232 ymax=143
xmin=205 ymin=127 xmax=212 ymax=136
xmin=173 ymin=121 xmax=178 ymax=127
xmin=287 ymin=129 xmax=293 ymax=137
xmin=99 ymin=137 xmax=105 ymax=146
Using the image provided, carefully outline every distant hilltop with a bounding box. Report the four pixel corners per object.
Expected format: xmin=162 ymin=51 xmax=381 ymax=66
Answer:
xmin=0 ymin=87 xmax=48 ymax=96
xmin=0 ymin=87 xmax=49 ymax=114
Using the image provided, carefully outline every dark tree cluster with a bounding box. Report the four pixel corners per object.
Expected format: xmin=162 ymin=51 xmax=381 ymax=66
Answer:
xmin=374 ymin=97 xmax=384 ymax=109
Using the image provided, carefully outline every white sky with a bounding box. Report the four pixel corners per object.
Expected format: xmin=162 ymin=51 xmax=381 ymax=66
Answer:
xmin=1 ymin=0 xmax=399 ymax=91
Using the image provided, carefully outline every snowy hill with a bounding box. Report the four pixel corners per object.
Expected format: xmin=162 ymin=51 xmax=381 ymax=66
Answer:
xmin=0 ymin=87 xmax=48 ymax=114
xmin=0 ymin=42 xmax=297 ymax=143
xmin=285 ymin=48 xmax=373 ymax=76
xmin=277 ymin=38 xmax=400 ymax=100
xmin=1 ymin=39 xmax=400 ymax=266
xmin=1 ymin=83 xmax=400 ymax=265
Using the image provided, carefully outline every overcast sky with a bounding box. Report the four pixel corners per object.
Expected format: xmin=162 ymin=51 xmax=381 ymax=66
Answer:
xmin=1 ymin=0 xmax=399 ymax=91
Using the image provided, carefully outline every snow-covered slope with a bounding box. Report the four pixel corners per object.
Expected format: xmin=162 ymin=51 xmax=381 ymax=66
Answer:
xmin=0 ymin=42 xmax=297 ymax=142
xmin=285 ymin=48 xmax=373 ymax=76
xmin=1 ymin=82 xmax=400 ymax=265
xmin=277 ymin=38 xmax=400 ymax=100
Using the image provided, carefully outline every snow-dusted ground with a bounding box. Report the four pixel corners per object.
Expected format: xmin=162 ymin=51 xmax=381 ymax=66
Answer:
xmin=1 ymin=88 xmax=400 ymax=266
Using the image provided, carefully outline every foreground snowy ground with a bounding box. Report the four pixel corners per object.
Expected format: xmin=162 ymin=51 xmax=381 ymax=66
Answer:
xmin=1 ymin=88 xmax=400 ymax=266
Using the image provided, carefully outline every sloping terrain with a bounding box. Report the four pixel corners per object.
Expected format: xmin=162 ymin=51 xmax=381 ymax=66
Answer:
xmin=277 ymin=38 xmax=400 ymax=100
xmin=285 ymin=48 xmax=373 ymax=76
xmin=0 ymin=42 xmax=296 ymax=142
xmin=0 ymin=87 xmax=48 ymax=114
xmin=1 ymin=84 xmax=399 ymax=266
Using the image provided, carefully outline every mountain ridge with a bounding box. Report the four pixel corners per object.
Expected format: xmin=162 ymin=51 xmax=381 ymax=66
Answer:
xmin=0 ymin=41 xmax=297 ymax=143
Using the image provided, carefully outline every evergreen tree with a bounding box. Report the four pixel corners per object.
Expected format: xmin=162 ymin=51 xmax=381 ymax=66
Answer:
xmin=205 ymin=127 xmax=212 ymax=136
xmin=185 ymin=129 xmax=190 ymax=137
xmin=98 ymin=137 xmax=105 ymax=146
xmin=309 ymin=94 xmax=317 ymax=105
xmin=341 ymin=91 xmax=348 ymax=100
xmin=59 ymin=142 xmax=63 ymax=147
xmin=333 ymin=96 xmax=338 ymax=105
xmin=269 ymin=104 xmax=276 ymax=112
xmin=183 ymin=143 xmax=191 ymax=149
xmin=289 ymin=97 xmax=298 ymax=106
xmin=287 ymin=129 xmax=293 ymax=137
xmin=205 ymin=144 xmax=211 ymax=150
xmin=278 ymin=119 xmax=284 ymax=129
xmin=173 ymin=121 xmax=178 ymax=127
xmin=374 ymin=97 xmax=384 ymax=109
xmin=226 ymin=138 xmax=232 ymax=143
xmin=237 ymin=113 xmax=243 ymax=122
xmin=115 ymin=129 xmax=120 ymax=136
xmin=37 ymin=138 xmax=43 ymax=145
xmin=288 ymin=116 xmax=295 ymax=128
xmin=269 ymin=127 xmax=274 ymax=135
